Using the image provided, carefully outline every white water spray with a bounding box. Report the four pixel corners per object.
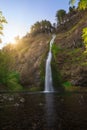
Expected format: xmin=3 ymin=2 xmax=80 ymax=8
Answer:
xmin=44 ymin=35 xmax=56 ymax=92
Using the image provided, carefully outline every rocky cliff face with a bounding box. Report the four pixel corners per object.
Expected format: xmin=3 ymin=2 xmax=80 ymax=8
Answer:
xmin=10 ymin=34 xmax=51 ymax=89
xmin=54 ymin=10 xmax=87 ymax=87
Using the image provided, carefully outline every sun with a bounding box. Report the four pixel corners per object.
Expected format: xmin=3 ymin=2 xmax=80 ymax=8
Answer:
xmin=2 ymin=24 xmax=21 ymax=45
xmin=2 ymin=36 xmax=16 ymax=45
xmin=8 ymin=37 xmax=16 ymax=44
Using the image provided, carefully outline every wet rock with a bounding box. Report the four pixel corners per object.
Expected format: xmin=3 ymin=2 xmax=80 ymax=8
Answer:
xmin=3 ymin=95 xmax=7 ymax=100
xmin=14 ymin=103 xmax=19 ymax=107
xmin=8 ymin=97 xmax=14 ymax=101
xmin=20 ymin=97 xmax=25 ymax=103
xmin=39 ymin=103 xmax=43 ymax=106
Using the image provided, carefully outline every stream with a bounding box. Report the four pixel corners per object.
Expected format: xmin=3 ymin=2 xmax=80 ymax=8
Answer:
xmin=0 ymin=92 xmax=87 ymax=130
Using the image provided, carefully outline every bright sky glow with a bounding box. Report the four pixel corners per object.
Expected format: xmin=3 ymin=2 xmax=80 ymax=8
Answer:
xmin=0 ymin=0 xmax=77 ymax=48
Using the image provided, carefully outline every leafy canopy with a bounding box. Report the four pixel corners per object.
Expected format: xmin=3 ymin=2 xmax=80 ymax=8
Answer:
xmin=69 ymin=0 xmax=87 ymax=10
xmin=56 ymin=9 xmax=66 ymax=24
xmin=0 ymin=11 xmax=7 ymax=43
xmin=0 ymin=11 xmax=7 ymax=35
xmin=69 ymin=0 xmax=76 ymax=5
xmin=30 ymin=20 xmax=52 ymax=35
xmin=78 ymin=0 xmax=87 ymax=10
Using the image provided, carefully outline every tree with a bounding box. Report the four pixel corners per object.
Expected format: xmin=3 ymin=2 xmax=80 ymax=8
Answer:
xmin=69 ymin=0 xmax=87 ymax=10
xmin=69 ymin=6 xmax=76 ymax=12
xmin=78 ymin=0 xmax=87 ymax=10
xmin=0 ymin=11 xmax=7 ymax=34
xmin=40 ymin=20 xmax=52 ymax=33
xmin=69 ymin=0 xmax=76 ymax=5
xmin=30 ymin=20 xmax=52 ymax=34
xmin=56 ymin=9 xmax=66 ymax=25
xmin=0 ymin=11 xmax=7 ymax=42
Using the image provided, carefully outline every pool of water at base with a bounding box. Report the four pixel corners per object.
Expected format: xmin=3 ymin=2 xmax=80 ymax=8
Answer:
xmin=0 ymin=91 xmax=87 ymax=130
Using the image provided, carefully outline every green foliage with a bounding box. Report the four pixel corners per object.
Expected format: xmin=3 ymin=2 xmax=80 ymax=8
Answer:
xmin=30 ymin=20 xmax=52 ymax=35
xmin=82 ymin=27 xmax=87 ymax=48
xmin=69 ymin=0 xmax=76 ymax=6
xmin=7 ymin=72 xmax=20 ymax=83
xmin=52 ymin=44 xmax=61 ymax=59
xmin=63 ymin=81 xmax=80 ymax=92
xmin=51 ymin=43 xmax=63 ymax=90
xmin=69 ymin=0 xmax=87 ymax=51
xmin=69 ymin=0 xmax=87 ymax=10
xmin=0 ymin=11 xmax=7 ymax=41
xmin=51 ymin=59 xmax=62 ymax=89
xmin=0 ymin=51 xmax=11 ymax=85
xmin=0 ymin=51 xmax=23 ymax=91
xmin=56 ymin=9 xmax=66 ymax=24
xmin=69 ymin=6 xmax=76 ymax=13
xmin=63 ymin=81 xmax=72 ymax=88
xmin=78 ymin=0 xmax=87 ymax=10
xmin=7 ymin=72 xmax=23 ymax=91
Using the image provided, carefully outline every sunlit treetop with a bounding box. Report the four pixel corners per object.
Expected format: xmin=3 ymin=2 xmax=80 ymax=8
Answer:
xmin=69 ymin=0 xmax=87 ymax=10
xmin=0 ymin=11 xmax=7 ymax=35
xmin=78 ymin=0 xmax=87 ymax=10
xmin=69 ymin=0 xmax=76 ymax=5
xmin=82 ymin=27 xmax=87 ymax=46
xmin=0 ymin=11 xmax=7 ymax=43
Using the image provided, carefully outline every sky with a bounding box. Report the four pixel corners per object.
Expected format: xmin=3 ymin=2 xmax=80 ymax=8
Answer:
xmin=0 ymin=0 xmax=75 ymax=48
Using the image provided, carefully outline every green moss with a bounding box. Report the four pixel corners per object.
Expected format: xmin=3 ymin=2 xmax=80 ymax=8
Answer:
xmin=51 ymin=43 xmax=64 ymax=90
xmin=52 ymin=44 xmax=61 ymax=59
xmin=62 ymin=81 xmax=81 ymax=92
xmin=51 ymin=58 xmax=63 ymax=90
xmin=81 ymin=62 xmax=87 ymax=66
xmin=61 ymin=48 xmax=85 ymax=65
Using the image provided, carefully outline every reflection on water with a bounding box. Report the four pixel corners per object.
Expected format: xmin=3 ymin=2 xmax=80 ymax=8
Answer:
xmin=0 ymin=92 xmax=87 ymax=130
xmin=45 ymin=93 xmax=55 ymax=129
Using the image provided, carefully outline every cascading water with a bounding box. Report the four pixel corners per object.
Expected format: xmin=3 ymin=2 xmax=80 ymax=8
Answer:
xmin=44 ymin=35 xmax=56 ymax=92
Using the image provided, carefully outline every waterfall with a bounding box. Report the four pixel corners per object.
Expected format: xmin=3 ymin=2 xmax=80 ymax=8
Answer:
xmin=44 ymin=35 xmax=56 ymax=92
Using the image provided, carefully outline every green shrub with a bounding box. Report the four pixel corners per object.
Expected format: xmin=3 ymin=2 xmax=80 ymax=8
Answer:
xmin=7 ymin=80 xmax=23 ymax=91
xmin=6 ymin=72 xmax=23 ymax=91
xmin=63 ymin=81 xmax=72 ymax=88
